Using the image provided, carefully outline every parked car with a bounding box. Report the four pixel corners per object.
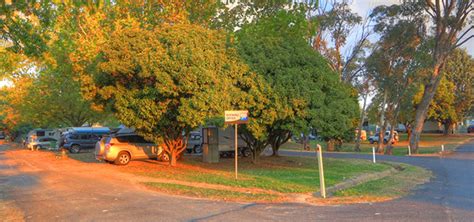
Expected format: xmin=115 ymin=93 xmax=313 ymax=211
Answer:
xmin=368 ymin=131 xmax=399 ymax=144
xmin=468 ymin=125 xmax=474 ymax=133
xmin=186 ymin=131 xmax=203 ymax=153
xmin=62 ymin=127 xmax=110 ymax=153
xmin=27 ymin=137 xmax=58 ymax=150
xmin=0 ymin=131 xmax=5 ymax=140
xmin=95 ymin=133 xmax=167 ymax=165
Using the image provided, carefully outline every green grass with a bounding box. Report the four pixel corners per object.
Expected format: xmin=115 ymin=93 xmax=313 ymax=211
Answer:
xmin=334 ymin=164 xmax=431 ymax=197
xmin=134 ymin=156 xmax=390 ymax=193
xmin=143 ymin=182 xmax=279 ymax=201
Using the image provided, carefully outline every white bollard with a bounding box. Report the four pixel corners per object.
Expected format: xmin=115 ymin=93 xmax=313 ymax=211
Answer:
xmin=316 ymin=144 xmax=326 ymax=198
xmin=372 ymin=147 xmax=376 ymax=164
xmin=441 ymin=144 xmax=445 ymax=152
xmin=408 ymin=145 xmax=412 ymax=156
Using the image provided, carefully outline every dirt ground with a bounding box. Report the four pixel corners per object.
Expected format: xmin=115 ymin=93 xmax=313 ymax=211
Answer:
xmin=1 ymin=141 xmax=473 ymax=221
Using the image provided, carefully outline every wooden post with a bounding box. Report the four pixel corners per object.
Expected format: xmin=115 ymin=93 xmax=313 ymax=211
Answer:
xmin=316 ymin=144 xmax=326 ymax=198
xmin=235 ymin=124 xmax=238 ymax=179
xmin=408 ymin=144 xmax=412 ymax=156
xmin=441 ymin=144 xmax=445 ymax=152
xmin=372 ymin=147 xmax=376 ymax=164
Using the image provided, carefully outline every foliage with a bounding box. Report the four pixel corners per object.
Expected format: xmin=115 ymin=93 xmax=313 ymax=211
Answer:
xmin=408 ymin=0 xmax=473 ymax=151
xmin=80 ymin=19 xmax=261 ymax=166
xmin=0 ymin=3 xmax=112 ymax=134
xmin=418 ymin=49 xmax=474 ymax=133
xmin=366 ymin=2 xmax=428 ymax=153
xmin=236 ymin=10 xmax=358 ymax=157
xmin=214 ymin=0 xmax=318 ymax=31
xmin=314 ymin=0 xmax=363 ymax=79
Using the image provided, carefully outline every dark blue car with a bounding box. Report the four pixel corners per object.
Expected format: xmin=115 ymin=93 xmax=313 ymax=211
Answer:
xmin=62 ymin=127 xmax=110 ymax=153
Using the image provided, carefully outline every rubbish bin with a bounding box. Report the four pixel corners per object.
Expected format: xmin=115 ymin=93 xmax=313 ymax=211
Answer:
xmin=202 ymin=127 xmax=219 ymax=163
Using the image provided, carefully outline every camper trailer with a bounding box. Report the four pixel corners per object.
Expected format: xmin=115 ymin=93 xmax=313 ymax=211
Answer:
xmin=25 ymin=129 xmax=61 ymax=150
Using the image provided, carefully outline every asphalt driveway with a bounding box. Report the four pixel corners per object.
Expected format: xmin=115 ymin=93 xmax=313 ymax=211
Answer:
xmin=1 ymin=140 xmax=473 ymax=221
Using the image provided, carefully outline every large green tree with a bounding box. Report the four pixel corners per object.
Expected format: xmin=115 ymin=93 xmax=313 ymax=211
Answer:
xmin=236 ymin=10 xmax=358 ymax=158
xmin=81 ymin=20 xmax=261 ymax=166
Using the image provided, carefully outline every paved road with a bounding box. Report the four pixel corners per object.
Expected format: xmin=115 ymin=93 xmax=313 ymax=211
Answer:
xmin=1 ymin=140 xmax=473 ymax=222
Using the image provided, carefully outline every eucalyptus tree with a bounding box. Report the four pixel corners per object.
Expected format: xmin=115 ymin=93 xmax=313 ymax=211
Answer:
xmin=367 ymin=2 xmax=427 ymax=154
xmin=408 ymin=0 xmax=473 ymax=153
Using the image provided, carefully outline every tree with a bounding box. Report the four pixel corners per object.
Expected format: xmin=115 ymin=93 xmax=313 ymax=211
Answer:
xmin=366 ymin=2 xmax=427 ymax=154
xmin=236 ymin=10 xmax=358 ymax=158
xmin=409 ymin=0 xmax=473 ymax=152
xmin=313 ymin=0 xmax=363 ymax=80
xmin=419 ymin=49 xmax=474 ymax=134
xmin=80 ymin=20 xmax=259 ymax=166
xmin=0 ymin=2 xmax=111 ymax=131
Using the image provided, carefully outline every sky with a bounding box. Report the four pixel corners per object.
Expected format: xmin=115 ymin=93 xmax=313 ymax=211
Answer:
xmin=348 ymin=0 xmax=473 ymax=55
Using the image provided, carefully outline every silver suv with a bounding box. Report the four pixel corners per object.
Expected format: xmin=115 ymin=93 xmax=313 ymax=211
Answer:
xmin=95 ymin=133 xmax=167 ymax=165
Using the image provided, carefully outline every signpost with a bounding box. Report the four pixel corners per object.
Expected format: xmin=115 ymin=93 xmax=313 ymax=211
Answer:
xmin=224 ymin=110 xmax=249 ymax=179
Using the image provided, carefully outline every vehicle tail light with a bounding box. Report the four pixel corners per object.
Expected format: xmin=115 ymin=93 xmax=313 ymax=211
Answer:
xmin=105 ymin=143 xmax=114 ymax=152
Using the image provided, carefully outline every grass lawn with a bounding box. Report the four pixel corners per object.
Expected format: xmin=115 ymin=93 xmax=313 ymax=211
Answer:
xmin=119 ymin=155 xmax=430 ymax=203
xmin=130 ymin=156 xmax=391 ymax=193
xmin=143 ymin=182 xmax=280 ymax=202
xmin=334 ymin=163 xmax=431 ymax=198
xmin=281 ymin=133 xmax=473 ymax=156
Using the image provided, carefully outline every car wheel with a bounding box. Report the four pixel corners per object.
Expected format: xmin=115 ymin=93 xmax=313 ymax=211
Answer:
xmin=194 ymin=145 xmax=202 ymax=154
xmin=242 ymin=148 xmax=251 ymax=157
xmin=70 ymin=145 xmax=80 ymax=154
xmin=115 ymin=151 xmax=131 ymax=165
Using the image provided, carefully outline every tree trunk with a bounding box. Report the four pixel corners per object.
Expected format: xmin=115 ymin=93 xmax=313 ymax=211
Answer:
xmin=406 ymin=124 xmax=412 ymax=142
xmin=355 ymin=94 xmax=368 ymax=152
xmin=327 ymin=139 xmax=335 ymax=152
xmin=170 ymin=150 xmax=178 ymax=166
xmin=377 ymin=92 xmax=388 ymax=153
xmin=269 ymin=130 xmax=291 ymax=157
xmin=410 ymin=64 xmax=444 ymax=153
xmin=385 ymin=121 xmax=397 ymax=155
xmin=443 ymin=122 xmax=449 ymax=135
xmin=163 ymin=129 xmax=188 ymax=167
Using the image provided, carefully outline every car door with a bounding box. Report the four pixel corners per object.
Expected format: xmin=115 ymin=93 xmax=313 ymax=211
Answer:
xmin=89 ymin=134 xmax=101 ymax=148
xmin=137 ymin=136 xmax=157 ymax=159
xmin=130 ymin=135 xmax=149 ymax=159
xmin=79 ymin=134 xmax=92 ymax=148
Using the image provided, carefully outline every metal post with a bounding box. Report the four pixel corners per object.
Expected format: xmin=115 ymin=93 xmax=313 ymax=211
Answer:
xmin=316 ymin=144 xmax=326 ymax=198
xmin=372 ymin=147 xmax=376 ymax=164
xmin=408 ymin=145 xmax=412 ymax=156
xmin=235 ymin=124 xmax=238 ymax=179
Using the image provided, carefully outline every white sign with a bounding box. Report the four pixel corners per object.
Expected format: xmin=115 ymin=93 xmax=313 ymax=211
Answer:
xmin=224 ymin=110 xmax=249 ymax=124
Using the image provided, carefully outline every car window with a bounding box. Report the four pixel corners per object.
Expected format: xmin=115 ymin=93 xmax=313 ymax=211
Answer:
xmin=190 ymin=134 xmax=201 ymax=140
xmin=79 ymin=134 xmax=90 ymax=140
xmin=69 ymin=134 xmax=79 ymax=139
xmin=116 ymin=135 xmax=132 ymax=143
xmin=90 ymin=135 xmax=100 ymax=140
